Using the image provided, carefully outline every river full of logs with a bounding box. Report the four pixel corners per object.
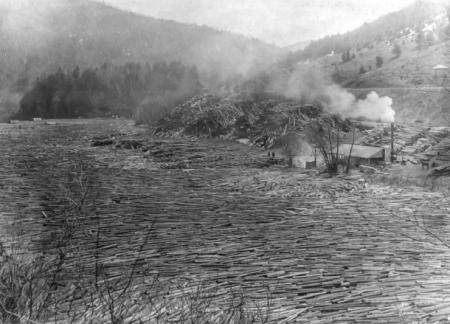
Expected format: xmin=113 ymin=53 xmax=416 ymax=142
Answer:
xmin=2 ymin=119 xmax=450 ymax=323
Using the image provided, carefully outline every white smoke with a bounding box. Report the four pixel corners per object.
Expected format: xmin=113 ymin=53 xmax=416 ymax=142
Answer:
xmin=325 ymin=84 xmax=395 ymax=122
xmin=354 ymin=91 xmax=395 ymax=122
xmin=275 ymin=65 xmax=396 ymax=122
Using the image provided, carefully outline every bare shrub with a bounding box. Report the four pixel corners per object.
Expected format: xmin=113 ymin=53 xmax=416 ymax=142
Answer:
xmin=305 ymin=116 xmax=352 ymax=174
xmin=0 ymin=161 xmax=274 ymax=323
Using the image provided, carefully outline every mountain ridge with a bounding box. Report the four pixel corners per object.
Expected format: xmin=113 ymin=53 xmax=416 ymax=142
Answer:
xmin=0 ymin=0 xmax=284 ymax=85
xmin=0 ymin=0 xmax=285 ymax=119
xmin=271 ymin=1 xmax=450 ymax=124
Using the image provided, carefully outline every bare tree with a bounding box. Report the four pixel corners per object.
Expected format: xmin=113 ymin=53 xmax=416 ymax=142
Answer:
xmin=305 ymin=116 xmax=353 ymax=174
xmin=345 ymin=126 xmax=356 ymax=173
xmin=305 ymin=117 xmax=339 ymax=173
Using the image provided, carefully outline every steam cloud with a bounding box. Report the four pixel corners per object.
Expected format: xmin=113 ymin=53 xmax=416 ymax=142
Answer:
xmin=322 ymin=84 xmax=395 ymax=122
xmin=275 ymin=65 xmax=396 ymax=122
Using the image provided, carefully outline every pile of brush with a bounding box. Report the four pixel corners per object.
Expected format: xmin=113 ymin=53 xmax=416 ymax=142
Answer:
xmin=154 ymin=94 xmax=324 ymax=147
xmin=155 ymin=95 xmax=243 ymax=137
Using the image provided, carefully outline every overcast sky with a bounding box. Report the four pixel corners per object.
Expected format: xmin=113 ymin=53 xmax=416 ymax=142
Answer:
xmin=98 ymin=0 xmax=432 ymax=47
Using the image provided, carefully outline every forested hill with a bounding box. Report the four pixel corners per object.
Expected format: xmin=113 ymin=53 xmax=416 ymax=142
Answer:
xmin=274 ymin=1 xmax=450 ymax=90
xmin=0 ymin=0 xmax=281 ymax=79
xmin=265 ymin=0 xmax=450 ymax=124
xmin=0 ymin=0 xmax=283 ymax=120
xmin=15 ymin=62 xmax=203 ymax=122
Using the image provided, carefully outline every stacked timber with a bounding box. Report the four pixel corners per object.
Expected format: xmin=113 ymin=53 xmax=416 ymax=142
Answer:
xmin=154 ymin=94 xmax=328 ymax=148
xmin=2 ymin=120 xmax=450 ymax=322
xmin=428 ymin=164 xmax=450 ymax=177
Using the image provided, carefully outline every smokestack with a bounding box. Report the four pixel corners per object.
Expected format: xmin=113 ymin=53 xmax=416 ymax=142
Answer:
xmin=390 ymin=122 xmax=395 ymax=163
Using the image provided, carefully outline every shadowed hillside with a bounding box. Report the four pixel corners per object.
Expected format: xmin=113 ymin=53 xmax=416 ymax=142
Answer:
xmin=0 ymin=0 xmax=283 ymax=120
xmin=349 ymin=87 xmax=450 ymax=125
xmin=0 ymin=0 xmax=282 ymax=77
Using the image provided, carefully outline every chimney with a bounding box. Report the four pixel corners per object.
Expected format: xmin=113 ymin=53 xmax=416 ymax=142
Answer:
xmin=390 ymin=122 xmax=395 ymax=162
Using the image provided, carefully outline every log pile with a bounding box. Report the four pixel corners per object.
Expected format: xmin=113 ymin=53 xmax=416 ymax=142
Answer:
xmin=90 ymin=133 xmax=280 ymax=170
xmin=428 ymin=164 xmax=450 ymax=177
xmin=361 ymin=124 xmax=426 ymax=152
xmin=91 ymin=136 xmax=114 ymax=147
xmin=410 ymin=127 xmax=450 ymax=170
xmin=154 ymin=94 xmax=325 ymax=148
xmin=360 ymin=124 xmax=450 ymax=169
xmin=2 ymin=119 xmax=450 ymax=322
xmin=221 ymin=171 xmax=366 ymax=199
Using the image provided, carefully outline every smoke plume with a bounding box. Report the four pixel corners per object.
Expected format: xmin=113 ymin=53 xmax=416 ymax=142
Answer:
xmin=274 ymin=65 xmax=395 ymax=122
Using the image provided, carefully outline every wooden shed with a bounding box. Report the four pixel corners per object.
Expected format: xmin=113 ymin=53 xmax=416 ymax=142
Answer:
xmin=336 ymin=144 xmax=385 ymax=166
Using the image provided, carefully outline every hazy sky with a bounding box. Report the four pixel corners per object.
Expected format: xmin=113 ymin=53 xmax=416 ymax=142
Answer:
xmin=98 ymin=0 xmax=428 ymax=46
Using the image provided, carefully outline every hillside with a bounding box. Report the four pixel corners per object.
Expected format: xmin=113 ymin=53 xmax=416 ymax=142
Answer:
xmin=284 ymin=40 xmax=311 ymax=52
xmin=349 ymin=88 xmax=450 ymax=125
xmin=278 ymin=1 xmax=450 ymax=125
xmin=285 ymin=1 xmax=449 ymax=88
xmin=319 ymin=17 xmax=449 ymax=88
xmin=292 ymin=1 xmax=444 ymax=63
xmin=0 ymin=0 xmax=282 ymax=77
xmin=0 ymin=0 xmax=283 ymax=119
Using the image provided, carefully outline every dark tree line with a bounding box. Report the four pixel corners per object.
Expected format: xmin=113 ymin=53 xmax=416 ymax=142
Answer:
xmin=15 ymin=61 xmax=202 ymax=121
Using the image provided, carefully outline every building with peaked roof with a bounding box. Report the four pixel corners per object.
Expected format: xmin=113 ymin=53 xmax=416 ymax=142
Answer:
xmin=333 ymin=144 xmax=386 ymax=166
xmin=338 ymin=144 xmax=384 ymax=159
